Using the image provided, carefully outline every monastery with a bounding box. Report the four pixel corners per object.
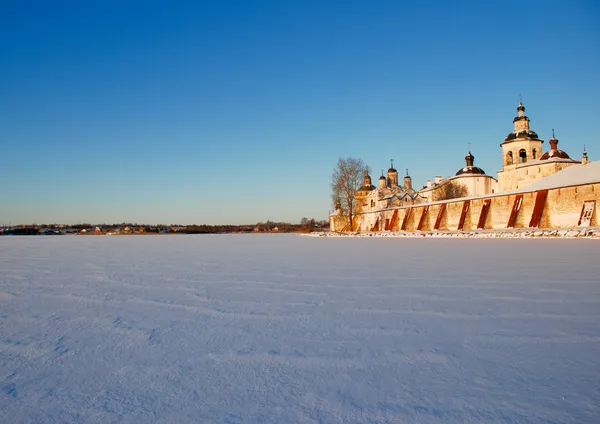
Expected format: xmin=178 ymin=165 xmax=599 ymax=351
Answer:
xmin=330 ymin=101 xmax=599 ymax=232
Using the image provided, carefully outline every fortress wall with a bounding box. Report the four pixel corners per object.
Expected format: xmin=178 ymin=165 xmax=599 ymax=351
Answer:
xmin=443 ymin=200 xmax=464 ymax=230
xmin=542 ymin=183 xmax=599 ymax=228
xmin=334 ymin=182 xmax=600 ymax=232
xmin=514 ymin=192 xmax=537 ymax=228
xmin=419 ymin=204 xmax=440 ymax=231
xmin=485 ymin=195 xmax=512 ymax=229
xmin=330 ymin=215 xmax=349 ymax=232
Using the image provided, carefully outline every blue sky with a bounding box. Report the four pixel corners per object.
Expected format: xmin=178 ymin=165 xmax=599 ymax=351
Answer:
xmin=2 ymin=0 xmax=599 ymax=225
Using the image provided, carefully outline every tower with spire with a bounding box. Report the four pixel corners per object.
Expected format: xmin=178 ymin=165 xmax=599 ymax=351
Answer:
xmin=502 ymin=100 xmax=544 ymax=165
xmin=582 ymin=146 xmax=589 ymax=165
xmin=497 ymin=100 xmax=581 ymax=192
xmin=358 ymin=168 xmax=375 ymax=192
xmin=497 ymin=99 xmax=544 ymax=191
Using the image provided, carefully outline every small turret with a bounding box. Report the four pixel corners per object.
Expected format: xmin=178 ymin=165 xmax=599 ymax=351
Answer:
xmin=387 ymin=159 xmax=398 ymax=187
xmin=363 ymin=170 xmax=372 ymax=187
xmin=403 ymin=169 xmax=412 ymax=191
xmin=549 ymin=129 xmax=558 ymax=150
xmin=582 ymin=146 xmax=589 ymax=165
xmin=378 ymin=170 xmax=386 ymax=189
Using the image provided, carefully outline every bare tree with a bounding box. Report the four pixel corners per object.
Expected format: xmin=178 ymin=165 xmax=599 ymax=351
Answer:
xmin=331 ymin=157 xmax=366 ymax=231
xmin=433 ymin=180 xmax=468 ymax=201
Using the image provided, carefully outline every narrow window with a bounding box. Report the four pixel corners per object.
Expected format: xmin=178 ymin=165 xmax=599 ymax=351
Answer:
xmin=519 ymin=149 xmax=527 ymax=163
xmin=532 ymin=148 xmax=538 ymax=159
xmin=506 ymin=151 xmax=513 ymax=165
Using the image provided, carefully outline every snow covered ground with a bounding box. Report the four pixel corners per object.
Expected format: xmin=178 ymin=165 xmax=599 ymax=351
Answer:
xmin=1 ymin=235 xmax=599 ymax=423
xmin=309 ymin=227 xmax=600 ymax=239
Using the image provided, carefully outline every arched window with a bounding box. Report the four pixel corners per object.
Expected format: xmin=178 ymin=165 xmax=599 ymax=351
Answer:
xmin=519 ymin=149 xmax=527 ymax=163
xmin=532 ymin=148 xmax=538 ymax=159
xmin=506 ymin=151 xmax=513 ymax=165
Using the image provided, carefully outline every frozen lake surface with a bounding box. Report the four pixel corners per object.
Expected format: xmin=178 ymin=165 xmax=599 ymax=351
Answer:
xmin=1 ymin=235 xmax=599 ymax=423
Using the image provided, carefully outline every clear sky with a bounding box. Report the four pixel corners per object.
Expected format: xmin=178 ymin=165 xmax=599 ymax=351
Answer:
xmin=2 ymin=0 xmax=599 ymax=225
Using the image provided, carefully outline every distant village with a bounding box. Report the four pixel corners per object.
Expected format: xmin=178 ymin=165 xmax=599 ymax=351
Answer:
xmin=0 ymin=218 xmax=329 ymax=236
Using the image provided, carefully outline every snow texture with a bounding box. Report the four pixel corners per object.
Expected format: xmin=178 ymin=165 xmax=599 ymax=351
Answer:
xmin=310 ymin=227 xmax=600 ymax=239
xmin=1 ymin=235 xmax=599 ymax=423
xmin=523 ymin=161 xmax=600 ymax=191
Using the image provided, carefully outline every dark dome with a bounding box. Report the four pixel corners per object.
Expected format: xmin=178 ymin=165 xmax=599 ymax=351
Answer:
xmin=455 ymin=166 xmax=486 ymax=176
xmin=512 ymin=115 xmax=528 ymax=123
xmin=388 ymin=167 xmax=397 ymax=173
xmin=379 ymin=175 xmax=386 ymax=180
xmin=358 ymin=184 xmax=375 ymax=192
xmin=504 ymin=129 xmax=540 ymax=142
xmin=540 ymin=149 xmax=571 ymax=160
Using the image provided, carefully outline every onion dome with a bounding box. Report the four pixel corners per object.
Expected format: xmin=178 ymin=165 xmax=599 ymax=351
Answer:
xmin=358 ymin=170 xmax=376 ymax=191
xmin=379 ymin=175 xmax=386 ymax=181
xmin=540 ymin=131 xmax=572 ymax=160
xmin=465 ymin=151 xmax=474 ymax=166
xmin=455 ymin=150 xmax=486 ymax=176
xmin=504 ymin=129 xmax=540 ymax=142
xmin=456 ymin=166 xmax=486 ymax=176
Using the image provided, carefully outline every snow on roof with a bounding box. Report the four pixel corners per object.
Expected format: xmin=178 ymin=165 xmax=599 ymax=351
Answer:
xmin=524 ymin=161 xmax=600 ymax=191
xmin=512 ymin=155 xmax=579 ymax=169
xmin=367 ymin=161 xmax=600 ymax=214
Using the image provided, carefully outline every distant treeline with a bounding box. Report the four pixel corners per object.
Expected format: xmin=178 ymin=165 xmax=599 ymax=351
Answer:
xmin=0 ymin=219 xmax=329 ymax=235
xmin=2 ymin=227 xmax=42 ymax=236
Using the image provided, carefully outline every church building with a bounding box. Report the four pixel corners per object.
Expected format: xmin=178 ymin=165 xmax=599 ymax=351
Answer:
xmin=330 ymin=100 xmax=598 ymax=232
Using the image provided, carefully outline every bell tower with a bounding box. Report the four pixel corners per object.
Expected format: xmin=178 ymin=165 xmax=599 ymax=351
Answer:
xmin=497 ymin=99 xmax=544 ymax=191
